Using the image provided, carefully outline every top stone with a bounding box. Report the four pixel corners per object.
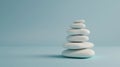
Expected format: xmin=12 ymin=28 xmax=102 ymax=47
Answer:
xmin=74 ymin=19 xmax=85 ymax=23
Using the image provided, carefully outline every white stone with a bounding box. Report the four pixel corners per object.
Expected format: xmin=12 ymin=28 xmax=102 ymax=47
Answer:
xmin=68 ymin=29 xmax=90 ymax=35
xmin=64 ymin=42 xmax=94 ymax=49
xmin=68 ymin=36 xmax=89 ymax=42
xmin=71 ymin=23 xmax=86 ymax=29
xmin=62 ymin=49 xmax=95 ymax=58
xmin=74 ymin=19 xmax=85 ymax=23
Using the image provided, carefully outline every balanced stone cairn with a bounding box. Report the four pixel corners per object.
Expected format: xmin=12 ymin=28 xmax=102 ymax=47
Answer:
xmin=62 ymin=19 xmax=95 ymax=58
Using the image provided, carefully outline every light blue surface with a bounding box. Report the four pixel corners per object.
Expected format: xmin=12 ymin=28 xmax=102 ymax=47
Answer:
xmin=0 ymin=46 xmax=120 ymax=67
xmin=0 ymin=0 xmax=120 ymax=66
xmin=0 ymin=0 xmax=120 ymax=46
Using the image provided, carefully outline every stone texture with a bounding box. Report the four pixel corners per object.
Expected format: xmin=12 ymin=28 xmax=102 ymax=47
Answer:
xmin=64 ymin=42 xmax=94 ymax=49
xmin=68 ymin=29 xmax=90 ymax=35
xmin=71 ymin=23 xmax=86 ymax=29
xmin=67 ymin=36 xmax=89 ymax=42
xmin=62 ymin=49 xmax=95 ymax=58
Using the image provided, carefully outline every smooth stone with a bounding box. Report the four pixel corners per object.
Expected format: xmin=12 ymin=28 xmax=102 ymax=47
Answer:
xmin=68 ymin=29 xmax=90 ymax=35
xmin=74 ymin=19 xmax=85 ymax=23
xmin=71 ymin=23 xmax=86 ymax=29
xmin=64 ymin=42 xmax=94 ymax=49
xmin=62 ymin=49 xmax=95 ymax=58
xmin=67 ymin=36 xmax=89 ymax=42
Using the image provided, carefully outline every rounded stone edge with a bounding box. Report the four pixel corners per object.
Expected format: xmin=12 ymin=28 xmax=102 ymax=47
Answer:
xmin=62 ymin=49 xmax=95 ymax=58
xmin=63 ymin=42 xmax=94 ymax=49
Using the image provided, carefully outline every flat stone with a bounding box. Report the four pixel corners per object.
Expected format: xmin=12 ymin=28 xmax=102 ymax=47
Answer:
xmin=74 ymin=19 xmax=85 ymax=23
xmin=71 ymin=23 xmax=86 ymax=29
xmin=68 ymin=29 xmax=90 ymax=35
xmin=67 ymin=36 xmax=89 ymax=42
xmin=62 ymin=49 xmax=95 ymax=58
xmin=64 ymin=42 xmax=94 ymax=49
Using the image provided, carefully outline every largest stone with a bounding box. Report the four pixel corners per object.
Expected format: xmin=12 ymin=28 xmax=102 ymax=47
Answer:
xmin=62 ymin=49 xmax=95 ymax=58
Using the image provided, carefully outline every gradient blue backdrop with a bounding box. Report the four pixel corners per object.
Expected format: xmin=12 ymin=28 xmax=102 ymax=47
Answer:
xmin=0 ymin=0 xmax=120 ymax=46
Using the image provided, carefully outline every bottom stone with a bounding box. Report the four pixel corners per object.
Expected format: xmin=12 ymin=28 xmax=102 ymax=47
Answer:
xmin=62 ymin=49 xmax=95 ymax=58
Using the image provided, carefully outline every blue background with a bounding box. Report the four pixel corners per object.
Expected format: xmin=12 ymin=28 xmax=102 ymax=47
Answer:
xmin=0 ymin=0 xmax=120 ymax=67
xmin=0 ymin=0 xmax=120 ymax=46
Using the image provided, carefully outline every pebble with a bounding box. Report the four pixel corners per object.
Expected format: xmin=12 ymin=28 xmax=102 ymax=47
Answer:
xmin=62 ymin=49 xmax=95 ymax=58
xmin=68 ymin=29 xmax=90 ymax=35
xmin=71 ymin=23 xmax=86 ymax=29
xmin=74 ymin=19 xmax=85 ymax=23
xmin=64 ymin=42 xmax=94 ymax=49
xmin=67 ymin=36 xmax=89 ymax=42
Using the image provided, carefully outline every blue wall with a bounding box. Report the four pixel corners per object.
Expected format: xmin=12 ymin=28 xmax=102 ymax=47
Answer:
xmin=0 ymin=0 xmax=120 ymax=46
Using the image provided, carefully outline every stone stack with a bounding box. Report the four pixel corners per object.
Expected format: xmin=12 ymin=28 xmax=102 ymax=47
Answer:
xmin=62 ymin=19 xmax=95 ymax=58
